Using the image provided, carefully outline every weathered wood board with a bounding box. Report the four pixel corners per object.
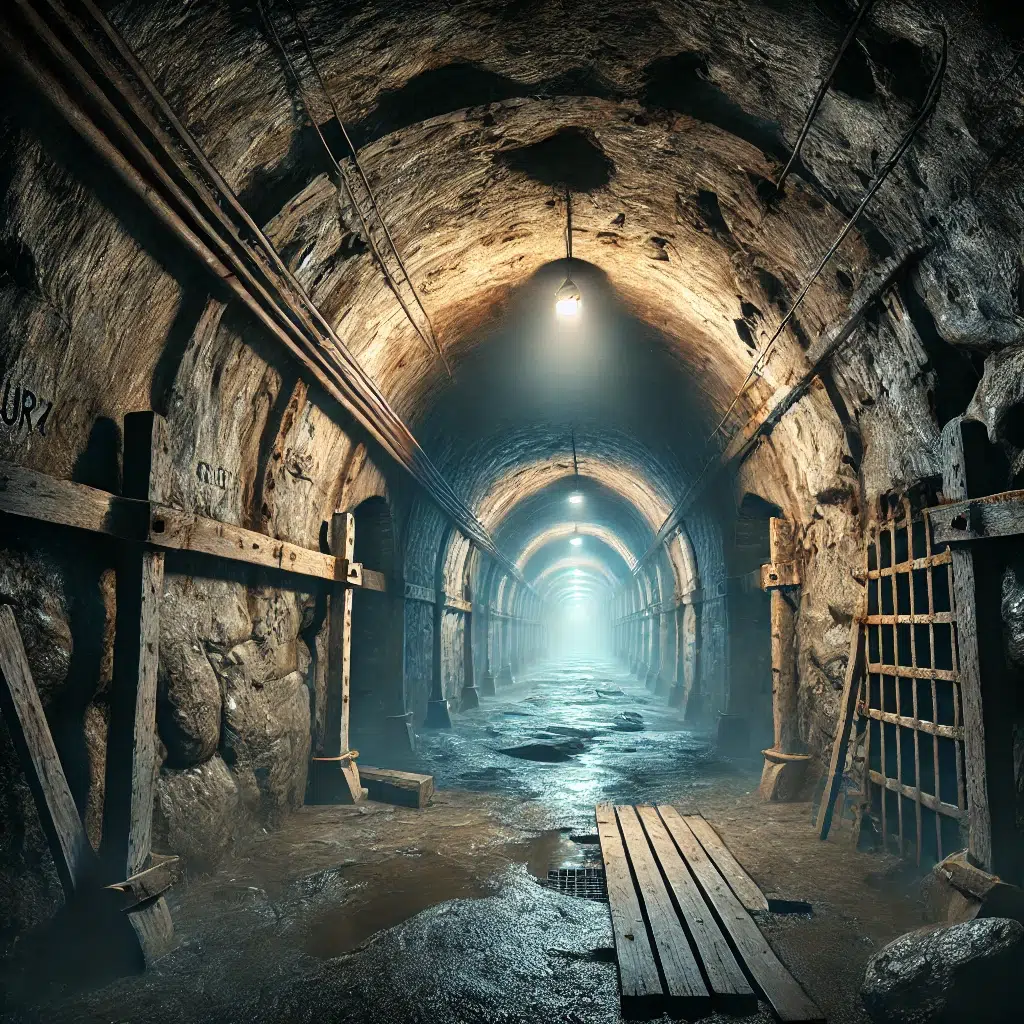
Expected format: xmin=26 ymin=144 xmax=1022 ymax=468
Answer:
xmin=682 ymin=814 xmax=769 ymax=913
xmin=359 ymin=766 xmax=434 ymax=808
xmin=635 ymin=806 xmax=754 ymax=1011
xmin=615 ymin=806 xmax=709 ymax=1010
xmin=0 ymin=606 xmax=94 ymax=896
xmin=595 ymin=803 xmax=663 ymax=1017
xmin=659 ymin=807 xmax=824 ymax=1023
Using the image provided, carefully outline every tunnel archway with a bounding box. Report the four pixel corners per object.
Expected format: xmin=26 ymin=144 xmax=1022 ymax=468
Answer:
xmin=349 ymin=496 xmax=405 ymax=759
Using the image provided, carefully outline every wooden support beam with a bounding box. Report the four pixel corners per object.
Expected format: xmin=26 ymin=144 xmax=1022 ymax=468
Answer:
xmin=940 ymin=417 xmax=1018 ymax=879
xmin=317 ymin=512 xmax=363 ymax=803
xmin=102 ymin=411 xmax=174 ymax=961
xmin=760 ymin=519 xmax=809 ymax=799
xmin=0 ymin=606 xmax=94 ymax=896
xmin=0 ymin=459 xmax=380 ymax=588
xmin=358 ymin=766 xmax=433 ymax=809
xmin=927 ymin=490 xmax=1024 ymax=545
xmin=105 ymin=852 xmax=182 ymax=912
xmin=816 ymin=595 xmax=867 ymax=839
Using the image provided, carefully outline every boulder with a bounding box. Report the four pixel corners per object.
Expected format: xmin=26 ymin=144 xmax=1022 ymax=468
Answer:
xmin=862 ymin=918 xmax=1024 ymax=1023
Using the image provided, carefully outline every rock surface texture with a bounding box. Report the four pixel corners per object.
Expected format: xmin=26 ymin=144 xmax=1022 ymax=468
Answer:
xmin=862 ymin=918 xmax=1024 ymax=1024
xmin=1 ymin=0 xmax=1023 ymax=955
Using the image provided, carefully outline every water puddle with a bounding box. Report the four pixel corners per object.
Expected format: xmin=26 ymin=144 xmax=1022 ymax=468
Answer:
xmin=303 ymin=830 xmax=599 ymax=957
xmin=303 ymin=852 xmax=492 ymax=958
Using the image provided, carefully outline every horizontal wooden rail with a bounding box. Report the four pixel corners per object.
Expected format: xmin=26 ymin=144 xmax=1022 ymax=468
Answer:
xmin=0 ymin=460 xmax=386 ymax=589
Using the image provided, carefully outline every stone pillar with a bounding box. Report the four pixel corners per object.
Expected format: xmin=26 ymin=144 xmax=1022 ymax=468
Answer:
xmin=656 ymin=606 xmax=673 ymax=697
xmin=460 ymin=597 xmax=479 ymax=710
xmin=479 ymin=604 xmax=495 ymax=695
xmin=425 ymin=597 xmax=452 ymax=729
xmin=759 ymin=518 xmax=809 ymax=800
xmin=645 ymin=610 xmax=662 ymax=689
xmin=636 ymin=614 xmax=649 ymax=680
xmin=497 ymin=616 xmax=515 ymax=686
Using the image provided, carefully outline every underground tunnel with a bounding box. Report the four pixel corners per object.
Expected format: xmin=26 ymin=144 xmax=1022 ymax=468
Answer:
xmin=2 ymin=0 xmax=1024 ymax=1021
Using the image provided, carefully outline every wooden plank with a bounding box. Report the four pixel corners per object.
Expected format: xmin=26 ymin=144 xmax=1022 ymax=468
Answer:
xmin=106 ymin=853 xmax=182 ymax=911
xmin=103 ymin=411 xmax=173 ymax=961
xmin=0 ymin=459 xmax=375 ymax=589
xmin=0 ymin=605 xmax=94 ymax=895
xmin=941 ymin=417 xmax=1017 ymax=877
xmin=595 ymin=803 xmax=663 ymax=1017
xmin=149 ymin=504 xmax=347 ymax=581
xmin=682 ymin=815 xmax=769 ymax=913
xmin=323 ymin=512 xmax=356 ymax=758
xmin=359 ymin=766 xmax=434 ymax=808
xmin=614 ymin=807 xmax=710 ymax=1011
xmin=635 ymin=806 xmax=754 ymax=1011
xmin=761 ymin=561 xmax=800 ymax=589
xmin=659 ymin=807 xmax=823 ymax=1022
xmin=927 ymin=490 xmax=1024 ymax=545
xmin=815 ymin=595 xmax=867 ymax=839
xmin=360 ymin=567 xmax=387 ymax=592
xmin=0 ymin=459 xmax=145 ymax=537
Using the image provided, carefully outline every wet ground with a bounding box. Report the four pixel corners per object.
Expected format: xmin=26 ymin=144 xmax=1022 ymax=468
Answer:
xmin=1 ymin=658 xmax=927 ymax=1023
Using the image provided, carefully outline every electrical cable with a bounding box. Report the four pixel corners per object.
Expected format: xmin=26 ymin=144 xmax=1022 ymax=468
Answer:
xmin=259 ymin=0 xmax=452 ymax=379
xmin=776 ymin=0 xmax=879 ymax=192
xmin=629 ymin=23 xmax=948 ymax=576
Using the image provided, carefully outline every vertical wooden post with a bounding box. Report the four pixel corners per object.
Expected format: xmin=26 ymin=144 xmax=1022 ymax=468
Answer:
xmin=759 ymin=517 xmax=809 ymax=801
xmin=102 ymin=411 xmax=173 ymax=960
xmin=314 ymin=511 xmax=363 ymax=802
xmin=941 ymin=417 xmax=1017 ymax=878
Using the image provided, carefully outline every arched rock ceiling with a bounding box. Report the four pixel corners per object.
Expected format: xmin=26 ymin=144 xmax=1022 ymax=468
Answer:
xmin=8 ymin=0 xmax=1020 ymax=578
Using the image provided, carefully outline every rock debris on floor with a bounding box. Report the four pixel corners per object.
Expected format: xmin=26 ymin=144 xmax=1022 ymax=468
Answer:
xmin=2 ymin=659 xmax=927 ymax=1024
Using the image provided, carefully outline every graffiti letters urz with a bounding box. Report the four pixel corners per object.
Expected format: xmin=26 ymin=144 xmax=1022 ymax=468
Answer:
xmin=0 ymin=374 xmax=54 ymax=436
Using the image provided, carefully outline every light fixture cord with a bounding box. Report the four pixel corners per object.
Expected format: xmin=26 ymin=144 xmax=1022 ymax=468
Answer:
xmin=565 ymin=187 xmax=573 ymax=261
xmin=571 ymin=427 xmax=579 ymax=479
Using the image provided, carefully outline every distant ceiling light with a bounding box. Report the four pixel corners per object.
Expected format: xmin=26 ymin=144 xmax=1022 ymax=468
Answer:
xmin=555 ymin=277 xmax=581 ymax=317
xmin=568 ymin=492 xmax=583 ymax=505
xmin=570 ymin=534 xmax=583 ymax=548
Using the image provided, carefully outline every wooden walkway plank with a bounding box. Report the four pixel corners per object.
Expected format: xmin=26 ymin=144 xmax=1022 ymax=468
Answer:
xmin=658 ymin=806 xmax=824 ymax=1023
xmin=614 ymin=806 xmax=710 ymax=1012
xmin=0 ymin=606 xmax=94 ymax=895
xmin=682 ymin=814 xmax=770 ymax=913
xmin=636 ymin=806 xmax=755 ymax=1011
xmin=595 ymin=804 xmax=663 ymax=1017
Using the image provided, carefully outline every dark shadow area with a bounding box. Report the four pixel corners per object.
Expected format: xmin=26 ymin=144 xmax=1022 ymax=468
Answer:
xmin=495 ymin=127 xmax=614 ymax=192
xmin=350 ymin=497 xmax=405 ymax=761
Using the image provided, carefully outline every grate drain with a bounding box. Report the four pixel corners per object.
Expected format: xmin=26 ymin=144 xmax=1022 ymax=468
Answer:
xmin=540 ymin=867 xmax=608 ymax=902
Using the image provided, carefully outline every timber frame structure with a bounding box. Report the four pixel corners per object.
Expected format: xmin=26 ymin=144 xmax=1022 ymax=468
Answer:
xmin=0 ymin=410 xmax=548 ymax=962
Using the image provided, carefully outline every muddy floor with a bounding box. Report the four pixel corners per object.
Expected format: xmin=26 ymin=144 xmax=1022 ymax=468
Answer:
xmin=1 ymin=658 xmax=928 ymax=1023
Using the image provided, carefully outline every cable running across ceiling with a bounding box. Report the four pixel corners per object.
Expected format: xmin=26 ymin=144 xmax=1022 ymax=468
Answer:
xmin=628 ymin=23 xmax=948 ymax=578
xmin=259 ymin=0 xmax=452 ymax=380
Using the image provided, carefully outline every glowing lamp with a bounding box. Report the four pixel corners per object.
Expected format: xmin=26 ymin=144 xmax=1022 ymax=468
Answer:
xmin=555 ymin=277 xmax=581 ymax=317
xmin=570 ymin=535 xmax=583 ymax=547
xmin=568 ymin=492 xmax=583 ymax=505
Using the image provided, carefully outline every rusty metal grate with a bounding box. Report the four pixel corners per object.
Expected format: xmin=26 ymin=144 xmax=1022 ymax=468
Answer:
xmin=851 ymin=498 xmax=966 ymax=866
xmin=540 ymin=867 xmax=608 ymax=902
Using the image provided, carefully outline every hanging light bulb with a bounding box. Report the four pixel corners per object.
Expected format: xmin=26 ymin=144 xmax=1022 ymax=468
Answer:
xmin=570 ymin=525 xmax=583 ymax=548
xmin=555 ymin=187 xmax=581 ymax=316
xmin=555 ymin=277 xmax=582 ymax=317
xmin=568 ymin=492 xmax=583 ymax=505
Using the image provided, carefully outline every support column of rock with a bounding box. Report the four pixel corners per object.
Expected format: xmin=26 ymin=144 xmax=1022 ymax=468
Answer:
xmin=460 ymin=586 xmax=480 ymax=710
xmin=759 ymin=518 xmax=810 ymax=801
